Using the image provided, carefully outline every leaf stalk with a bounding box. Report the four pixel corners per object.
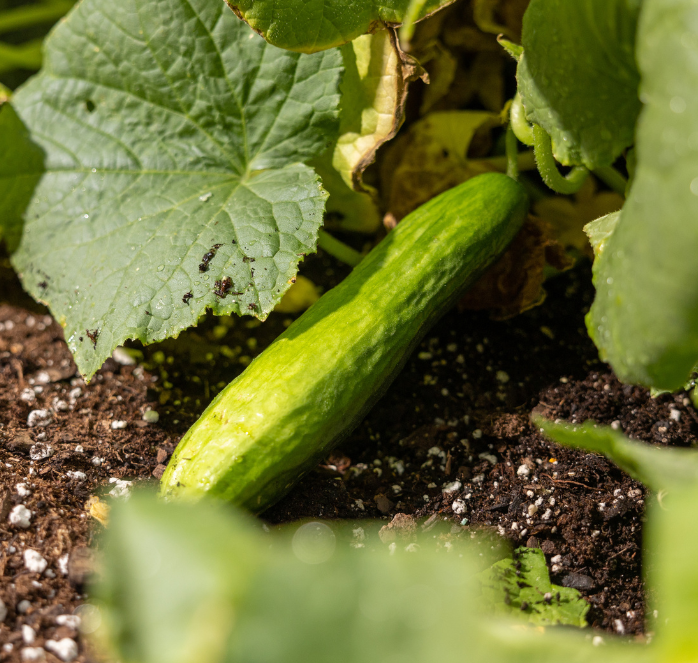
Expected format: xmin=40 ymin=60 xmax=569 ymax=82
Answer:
xmin=317 ymin=229 xmax=363 ymax=267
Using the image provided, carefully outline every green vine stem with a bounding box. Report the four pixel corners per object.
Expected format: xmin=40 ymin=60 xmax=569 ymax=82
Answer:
xmin=592 ymin=166 xmax=628 ymax=197
xmin=532 ymin=124 xmax=589 ymax=195
xmin=317 ymin=229 xmax=363 ymax=267
xmin=510 ymin=93 xmax=534 ymax=147
xmin=470 ymin=150 xmax=535 ymax=174
xmin=0 ymin=40 xmax=43 ymax=72
xmin=399 ymin=0 xmax=429 ymax=49
xmin=0 ymin=1 xmax=73 ymax=35
xmin=505 ymin=124 xmax=520 ymax=180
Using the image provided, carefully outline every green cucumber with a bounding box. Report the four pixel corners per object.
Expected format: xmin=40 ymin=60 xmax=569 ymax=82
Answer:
xmin=160 ymin=173 xmax=528 ymax=512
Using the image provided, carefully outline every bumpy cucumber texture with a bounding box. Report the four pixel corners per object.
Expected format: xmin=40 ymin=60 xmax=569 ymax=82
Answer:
xmin=161 ymin=173 xmax=529 ymax=512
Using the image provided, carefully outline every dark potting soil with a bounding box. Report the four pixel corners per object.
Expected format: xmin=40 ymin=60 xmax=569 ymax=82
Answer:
xmin=1 ymin=251 xmax=697 ymax=661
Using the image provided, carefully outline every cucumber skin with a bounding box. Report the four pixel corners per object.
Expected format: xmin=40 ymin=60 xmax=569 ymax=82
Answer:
xmin=160 ymin=173 xmax=528 ymax=512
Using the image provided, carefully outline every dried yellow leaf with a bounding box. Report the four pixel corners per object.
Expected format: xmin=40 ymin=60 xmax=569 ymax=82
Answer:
xmin=87 ymin=495 xmax=110 ymax=527
xmin=274 ymin=276 xmax=320 ymax=314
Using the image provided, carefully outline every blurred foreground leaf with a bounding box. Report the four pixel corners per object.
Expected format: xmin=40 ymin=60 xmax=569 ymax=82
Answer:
xmin=644 ymin=482 xmax=698 ymax=661
xmin=93 ymin=493 xmax=261 ymax=663
xmin=93 ymin=492 xmax=653 ymax=663
xmin=537 ymin=415 xmax=698 ymax=661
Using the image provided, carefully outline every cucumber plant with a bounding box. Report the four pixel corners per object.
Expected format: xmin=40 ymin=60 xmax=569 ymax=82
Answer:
xmin=4 ymin=0 xmax=698 ymax=661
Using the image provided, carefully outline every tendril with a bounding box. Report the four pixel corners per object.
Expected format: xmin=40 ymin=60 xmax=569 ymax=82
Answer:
xmin=532 ymin=124 xmax=589 ymax=195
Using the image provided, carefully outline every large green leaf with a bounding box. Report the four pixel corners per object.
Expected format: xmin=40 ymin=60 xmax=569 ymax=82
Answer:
xmin=226 ymin=0 xmax=455 ymax=53
xmin=588 ymin=0 xmax=698 ymax=390
xmin=1 ymin=0 xmax=342 ymax=380
xmin=517 ymin=0 xmax=641 ymax=168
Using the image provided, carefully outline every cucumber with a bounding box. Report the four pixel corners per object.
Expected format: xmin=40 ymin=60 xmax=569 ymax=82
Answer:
xmin=160 ymin=173 xmax=528 ymax=512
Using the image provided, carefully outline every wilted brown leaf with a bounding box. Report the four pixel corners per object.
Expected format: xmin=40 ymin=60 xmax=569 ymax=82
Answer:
xmin=533 ymin=177 xmax=624 ymax=258
xmin=460 ymin=216 xmax=573 ymax=319
xmin=415 ymin=40 xmax=458 ymax=113
xmin=380 ymin=110 xmax=500 ymax=223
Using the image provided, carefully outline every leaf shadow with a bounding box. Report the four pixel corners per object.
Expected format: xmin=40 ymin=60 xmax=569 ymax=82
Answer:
xmin=0 ymin=101 xmax=45 ymax=254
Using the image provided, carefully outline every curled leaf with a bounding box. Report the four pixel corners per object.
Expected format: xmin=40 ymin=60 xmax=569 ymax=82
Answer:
xmin=314 ymin=29 xmax=425 ymax=233
xmin=337 ymin=29 xmax=426 ymax=194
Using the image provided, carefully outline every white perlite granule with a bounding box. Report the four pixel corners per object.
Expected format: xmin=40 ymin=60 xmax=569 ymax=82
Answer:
xmin=9 ymin=504 xmax=31 ymax=528
xmin=45 ymin=638 xmax=78 ymax=662
xmin=24 ymin=549 xmax=48 ymax=574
